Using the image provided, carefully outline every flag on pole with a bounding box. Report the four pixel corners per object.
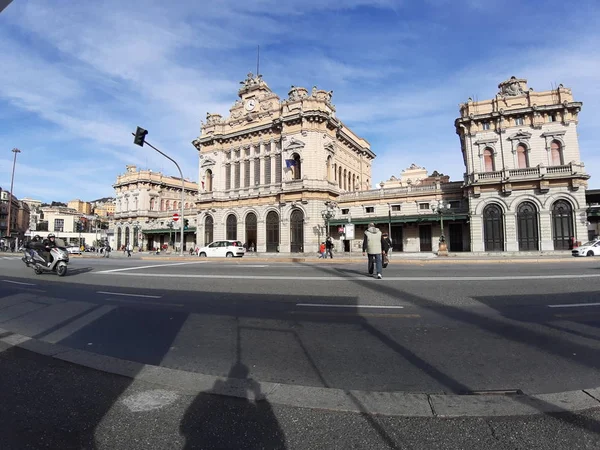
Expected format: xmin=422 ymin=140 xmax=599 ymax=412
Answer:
xmin=285 ymin=159 xmax=296 ymax=168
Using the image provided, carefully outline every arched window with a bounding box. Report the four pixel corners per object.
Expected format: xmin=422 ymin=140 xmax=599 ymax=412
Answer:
xmin=266 ymin=211 xmax=279 ymax=252
xmin=517 ymin=144 xmax=529 ymax=169
xmin=338 ymin=167 xmax=342 ymax=188
xmin=226 ymin=214 xmax=237 ymax=240
xmin=347 ymin=172 xmax=351 ymax=191
xmin=290 ymin=209 xmax=304 ymax=253
xmin=352 ymin=174 xmax=356 ymax=190
xmin=124 ymin=226 xmax=130 ymax=245
xmin=343 ymin=169 xmax=347 ymax=190
xmin=333 ymin=163 xmax=337 ymax=181
xmin=160 ymin=199 xmax=165 ymax=211
xmin=204 ymin=215 xmax=214 ymax=245
xmin=291 ymin=153 xmax=301 ymax=180
xmin=205 ymin=169 xmax=213 ymax=192
xmin=117 ymin=228 xmax=122 ymax=249
xmin=245 ymin=212 xmax=257 ymax=250
xmin=484 ymin=147 xmax=495 ymax=172
xmin=166 ymin=200 xmax=171 ymax=211
xmin=327 ymin=156 xmax=332 ymax=181
xmin=551 ymin=140 xmax=563 ymax=166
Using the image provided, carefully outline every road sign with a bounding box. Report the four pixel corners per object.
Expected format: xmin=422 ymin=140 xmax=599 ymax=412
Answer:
xmin=172 ymin=213 xmax=179 ymax=222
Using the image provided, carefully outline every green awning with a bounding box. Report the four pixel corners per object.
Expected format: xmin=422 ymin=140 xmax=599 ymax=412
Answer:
xmin=142 ymin=228 xmax=196 ymax=234
xmin=329 ymin=214 xmax=468 ymax=226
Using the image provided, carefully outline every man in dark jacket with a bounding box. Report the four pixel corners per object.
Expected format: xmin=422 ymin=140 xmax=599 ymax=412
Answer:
xmin=325 ymin=236 xmax=334 ymax=259
xmin=362 ymin=223 xmax=383 ymax=279
xmin=41 ymin=233 xmax=58 ymax=265
xmin=382 ymin=232 xmax=392 ymax=267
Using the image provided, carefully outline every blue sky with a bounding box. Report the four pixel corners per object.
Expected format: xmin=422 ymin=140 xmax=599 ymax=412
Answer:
xmin=1 ymin=0 xmax=599 ymax=202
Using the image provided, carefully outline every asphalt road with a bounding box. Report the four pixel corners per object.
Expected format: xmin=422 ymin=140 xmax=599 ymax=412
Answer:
xmin=2 ymin=345 xmax=600 ymax=450
xmin=2 ymin=255 xmax=600 ymax=395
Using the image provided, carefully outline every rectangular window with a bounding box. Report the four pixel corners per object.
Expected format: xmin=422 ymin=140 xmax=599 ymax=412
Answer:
xmin=54 ymin=218 xmax=64 ymax=232
xmin=244 ymin=160 xmax=250 ymax=187
xmin=482 ymin=121 xmax=490 ymax=130
xmin=275 ymin=153 xmax=282 ymax=183
xmin=225 ymin=164 xmax=231 ymax=190
xmin=254 ymin=158 xmax=260 ymax=185
xmin=449 ymin=200 xmax=461 ymax=209
xmin=365 ymin=206 xmax=375 ymax=213
xmin=234 ymin=162 xmax=240 ymax=189
xmin=548 ymin=114 xmax=556 ymax=122
xmin=235 ymin=150 xmax=240 ymax=159
xmin=264 ymin=156 xmax=271 ymax=184
xmin=264 ymin=142 xmax=271 ymax=153
xmin=227 ymin=151 xmax=231 ymax=160
xmin=419 ymin=203 xmax=430 ymax=210
xmin=341 ymin=208 xmax=349 ymax=215
xmin=391 ymin=204 xmax=401 ymax=212
xmin=515 ymin=116 xmax=524 ymax=126
xmin=245 ymin=147 xmax=250 ymax=157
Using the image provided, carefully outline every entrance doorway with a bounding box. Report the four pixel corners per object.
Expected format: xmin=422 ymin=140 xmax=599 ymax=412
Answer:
xmin=266 ymin=211 xmax=279 ymax=252
xmin=483 ymin=204 xmax=504 ymax=251
xmin=552 ymin=200 xmax=573 ymax=250
xmin=517 ymin=201 xmax=539 ymax=251
xmin=204 ymin=215 xmax=214 ymax=245
xmin=391 ymin=225 xmax=403 ymax=252
xmin=245 ymin=212 xmax=257 ymax=251
xmin=419 ymin=225 xmax=432 ymax=252
xmin=290 ymin=209 xmax=304 ymax=253
xmin=449 ymin=223 xmax=464 ymax=252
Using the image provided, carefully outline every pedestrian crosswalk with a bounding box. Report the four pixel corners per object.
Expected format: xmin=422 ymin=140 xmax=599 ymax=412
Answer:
xmin=1 ymin=256 xmax=21 ymax=260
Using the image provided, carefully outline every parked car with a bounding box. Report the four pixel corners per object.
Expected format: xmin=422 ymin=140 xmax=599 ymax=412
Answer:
xmin=66 ymin=246 xmax=82 ymax=255
xmin=572 ymin=239 xmax=600 ymax=257
xmin=197 ymin=240 xmax=245 ymax=258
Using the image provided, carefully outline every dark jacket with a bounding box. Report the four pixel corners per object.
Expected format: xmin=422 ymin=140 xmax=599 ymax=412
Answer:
xmin=42 ymin=238 xmax=57 ymax=251
xmin=382 ymin=237 xmax=392 ymax=253
xmin=325 ymin=238 xmax=333 ymax=250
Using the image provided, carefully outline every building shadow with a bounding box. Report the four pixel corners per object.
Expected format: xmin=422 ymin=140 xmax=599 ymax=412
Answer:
xmin=180 ymin=362 xmax=286 ymax=449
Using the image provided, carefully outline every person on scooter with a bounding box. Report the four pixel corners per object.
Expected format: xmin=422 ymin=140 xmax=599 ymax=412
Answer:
xmin=42 ymin=233 xmax=58 ymax=265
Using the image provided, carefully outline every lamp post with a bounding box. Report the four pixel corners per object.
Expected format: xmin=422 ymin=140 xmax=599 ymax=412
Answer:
xmin=5 ymin=148 xmax=21 ymax=243
xmin=167 ymin=220 xmax=174 ymax=249
xmin=431 ymin=200 xmax=452 ymax=254
xmin=320 ymin=201 xmax=337 ymax=238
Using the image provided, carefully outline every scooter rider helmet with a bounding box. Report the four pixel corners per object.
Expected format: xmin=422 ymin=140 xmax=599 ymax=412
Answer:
xmin=47 ymin=233 xmax=55 ymax=239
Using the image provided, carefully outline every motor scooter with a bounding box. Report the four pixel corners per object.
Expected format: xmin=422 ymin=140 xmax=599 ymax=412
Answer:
xmin=22 ymin=246 xmax=69 ymax=277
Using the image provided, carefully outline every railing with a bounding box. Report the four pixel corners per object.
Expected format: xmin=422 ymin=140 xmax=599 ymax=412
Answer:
xmin=337 ymin=183 xmax=455 ymax=201
xmin=469 ymin=162 xmax=584 ymax=183
xmin=547 ymin=164 xmax=571 ymax=174
xmin=508 ymin=167 xmax=539 ymax=177
xmin=478 ymin=171 xmax=503 ymax=180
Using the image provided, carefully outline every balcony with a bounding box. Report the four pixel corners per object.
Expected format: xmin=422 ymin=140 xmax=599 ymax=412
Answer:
xmin=466 ymin=162 xmax=587 ymax=184
xmin=337 ymin=182 xmax=462 ymax=202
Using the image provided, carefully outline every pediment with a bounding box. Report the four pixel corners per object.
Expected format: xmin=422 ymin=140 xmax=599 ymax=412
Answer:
xmin=508 ymin=130 xmax=532 ymax=140
xmin=285 ymin=137 xmax=305 ymax=151
xmin=324 ymin=141 xmax=335 ymax=153
xmin=541 ymin=130 xmax=566 ymax=138
xmin=201 ymin=158 xmax=216 ymax=168
xmin=474 ymin=137 xmax=498 ymax=145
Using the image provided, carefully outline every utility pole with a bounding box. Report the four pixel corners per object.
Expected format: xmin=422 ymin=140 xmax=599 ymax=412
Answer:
xmin=5 ymin=148 xmax=21 ymax=243
xmin=133 ymin=128 xmax=185 ymax=256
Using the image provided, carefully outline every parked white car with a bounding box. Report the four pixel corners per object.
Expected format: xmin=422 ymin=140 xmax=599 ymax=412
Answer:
xmin=197 ymin=240 xmax=246 ymax=258
xmin=572 ymin=239 xmax=600 ymax=257
xmin=66 ymin=246 xmax=82 ymax=255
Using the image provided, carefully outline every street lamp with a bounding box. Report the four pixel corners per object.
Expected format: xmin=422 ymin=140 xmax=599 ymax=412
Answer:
xmin=320 ymin=200 xmax=337 ymax=238
xmin=431 ymin=201 xmax=452 ymax=245
xmin=5 ymin=148 xmax=21 ymax=243
xmin=167 ymin=220 xmax=174 ymax=249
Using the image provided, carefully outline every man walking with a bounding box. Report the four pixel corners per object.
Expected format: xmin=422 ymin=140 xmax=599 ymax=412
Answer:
xmin=362 ymin=222 xmax=383 ymax=279
xmin=325 ymin=236 xmax=334 ymax=259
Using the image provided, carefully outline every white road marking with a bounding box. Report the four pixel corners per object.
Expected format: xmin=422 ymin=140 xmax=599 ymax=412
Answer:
xmin=93 ymin=273 xmax=600 ymax=281
xmin=104 ymin=298 xmax=183 ymax=307
xmin=3 ymin=279 xmax=37 ymax=286
xmin=121 ymin=390 xmax=180 ymax=412
xmin=297 ymin=303 xmax=404 ymax=309
xmin=94 ymin=261 xmax=208 ymax=274
xmin=548 ymin=302 xmax=600 ymax=309
xmin=97 ymin=291 xmax=162 ymax=299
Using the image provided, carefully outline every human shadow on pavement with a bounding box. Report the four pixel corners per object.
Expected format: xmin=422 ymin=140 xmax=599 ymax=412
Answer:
xmin=180 ymin=362 xmax=286 ymax=450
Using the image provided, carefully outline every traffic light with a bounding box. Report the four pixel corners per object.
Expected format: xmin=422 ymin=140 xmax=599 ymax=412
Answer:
xmin=133 ymin=126 xmax=148 ymax=147
xmin=184 ymin=219 xmax=189 ymax=230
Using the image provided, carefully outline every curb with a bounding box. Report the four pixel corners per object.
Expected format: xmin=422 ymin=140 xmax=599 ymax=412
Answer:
xmin=2 ymin=327 xmax=599 ymax=418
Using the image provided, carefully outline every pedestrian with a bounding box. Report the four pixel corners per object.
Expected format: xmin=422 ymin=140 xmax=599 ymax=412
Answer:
xmin=318 ymin=242 xmax=325 ymax=258
xmin=381 ymin=232 xmax=393 ymax=268
xmin=104 ymin=244 xmax=111 ymax=258
xmin=126 ymin=243 xmax=132 ymax=257
xmin=325 ymin=236 xmax=334 ymax=259
xmin=362 ymin=222 xmax=383 ymax=279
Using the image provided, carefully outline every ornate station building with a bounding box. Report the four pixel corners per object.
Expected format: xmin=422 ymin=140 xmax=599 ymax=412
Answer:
xmin=192 ymin=73 xmax=374 ymax=253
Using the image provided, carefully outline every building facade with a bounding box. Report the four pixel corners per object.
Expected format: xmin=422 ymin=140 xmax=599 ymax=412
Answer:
xmin=68 ymin=199 xmax=92 ymax=215
xmin=455 ymin=76 xmax=588 ymax=252
xmin=112 ymin=165 xmax=199 ymax=250
xmin=92 ymin=200 xmax=115 ymax=218
xmin=0 ymin=188 xmax=22 ymax=240
xmin=192 ymin=73 xmax=374 ymax=253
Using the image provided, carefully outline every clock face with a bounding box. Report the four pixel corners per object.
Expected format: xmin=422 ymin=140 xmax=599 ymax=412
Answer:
xmin=245 ymin=99 xmax=256 ymax=111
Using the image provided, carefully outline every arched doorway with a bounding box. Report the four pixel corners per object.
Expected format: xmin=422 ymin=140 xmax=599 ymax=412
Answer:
xmin=204 ymin=215 xmax=214 ymax=245
xmin=552 ymin=200 xmax=573 ymax=250
xmin=517 ymin=201 xmax=539 ymax=251
xmin=483 ymin=204 xmax=504 ymax=251
xmin=290 ymin=209 xmax=304 ymax=253
xmin=245 ymin=212 xmax=257 ymax=251
xmin=291 ymin=153 xmax=301 ymax=180
xmin=226 ymin=214 xmax=237 ymax=240
xmin=117 ymin=228 xmax=122 ymax=249
xmin=124 ymin=226 xmax=130 ymax=247
xmin=266 ymin=211 xmax=279 ymax=252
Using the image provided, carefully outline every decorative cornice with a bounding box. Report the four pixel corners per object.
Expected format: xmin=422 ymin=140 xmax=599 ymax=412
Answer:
xmin=507 ymin=130 xmax=532 ymax=140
